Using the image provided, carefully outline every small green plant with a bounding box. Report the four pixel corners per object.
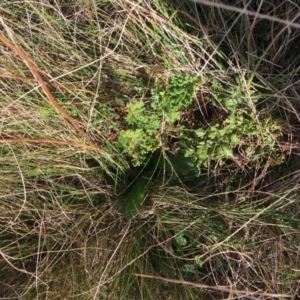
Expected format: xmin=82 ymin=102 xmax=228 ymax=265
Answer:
xmin=118 ymin=74 xmax=282 ymax=170
xmin=174 ymin=233 xmax=188 ymax=247
xmin=118 ymin=74 xmax=203 ymax=166
xmin=118 ymin=100 xmax=161 ymax=166
xmin=181 ymin=78 xmax=282 ymax=168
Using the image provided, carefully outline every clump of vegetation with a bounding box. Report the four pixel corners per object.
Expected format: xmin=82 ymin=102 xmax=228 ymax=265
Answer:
xmin=118 ymin=74 xmax=203 ymax=166
xmin=183 ymin=77 xmax=283 ymax=168
xmin=1 ymin=0 xmax=300 ymax=299
xmin=119 ymin=74 xmax=282 ymax=169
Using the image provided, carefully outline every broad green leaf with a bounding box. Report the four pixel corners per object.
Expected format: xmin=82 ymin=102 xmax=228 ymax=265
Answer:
xmin=123 ymin=175 xmax=149 ymax=219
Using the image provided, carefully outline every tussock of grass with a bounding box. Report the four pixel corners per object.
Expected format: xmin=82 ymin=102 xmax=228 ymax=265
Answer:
xmin=1 ymin=0 xmax=300 ymax=299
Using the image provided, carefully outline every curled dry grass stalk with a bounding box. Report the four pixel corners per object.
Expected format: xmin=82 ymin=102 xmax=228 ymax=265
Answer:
xmin=0 ymin=0 xmax=300 ymax=299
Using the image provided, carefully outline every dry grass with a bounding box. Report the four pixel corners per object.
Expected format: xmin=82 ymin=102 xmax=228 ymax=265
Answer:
xmin=0 ymin=0 xmax=300 ymax=299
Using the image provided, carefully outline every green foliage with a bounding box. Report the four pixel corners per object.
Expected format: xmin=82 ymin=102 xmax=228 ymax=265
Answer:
xmin=118 ymin=100 xmax=161 ymax=166
xmin=174 ymin=233 xmax=188 ymax=247
xmin=118 ymin=74 xmax=203 ymax=166
xmin=151 ymin=75 xmax=203 ymax=123
xmin=119 ymin=74 xmax=282 ymax=170
xmin=181 ymin=78 xmax=282 ymax=168
xmin=123 ymin=173 xmax=149 ymax=219
xmin=183 ymin=112 xmax=281 ymax=168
